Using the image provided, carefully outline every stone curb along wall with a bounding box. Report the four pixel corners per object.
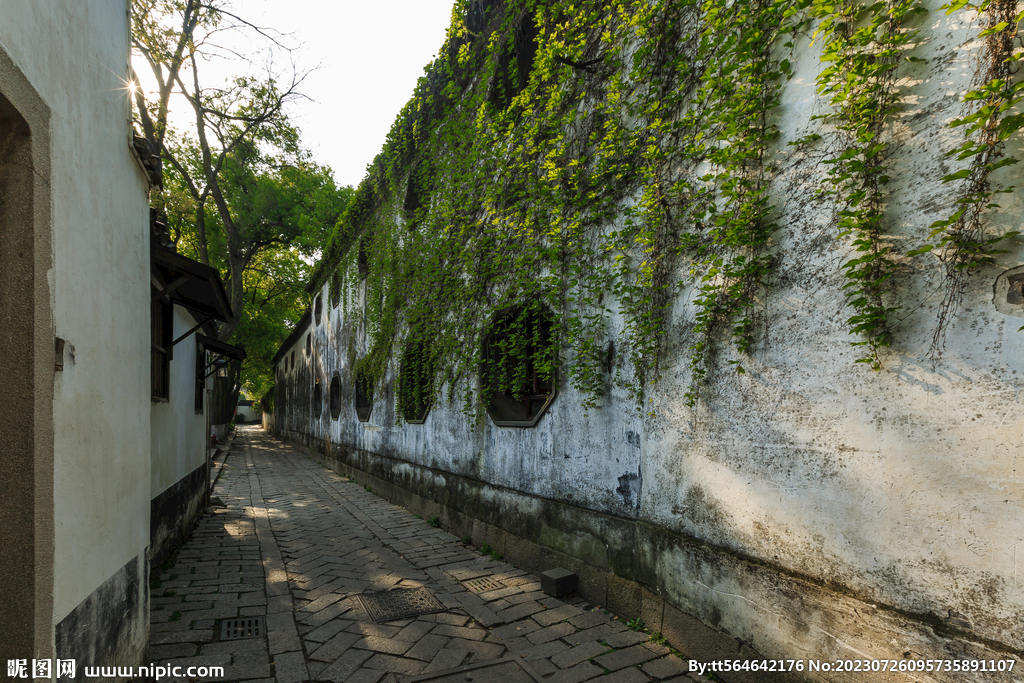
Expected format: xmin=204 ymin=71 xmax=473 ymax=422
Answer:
xmin=267 ymin=0 xmax=1024 ymax=680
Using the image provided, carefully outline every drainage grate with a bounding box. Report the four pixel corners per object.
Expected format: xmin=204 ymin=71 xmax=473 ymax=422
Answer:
xmin=465 ymin=576 xmax=505 ymax=593
xmin=357 ymin=588 xmax=446 ymax=622
xmin=219 ymin=617 xmax=264 ymax=640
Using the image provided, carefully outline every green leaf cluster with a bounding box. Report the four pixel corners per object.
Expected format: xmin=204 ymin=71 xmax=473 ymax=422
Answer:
xmin=305 ymin=0 xmax=1021 ymax=421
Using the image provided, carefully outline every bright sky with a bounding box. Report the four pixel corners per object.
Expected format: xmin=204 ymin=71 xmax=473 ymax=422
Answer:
xmin=141 ymin=0 xmax=458 ymax=189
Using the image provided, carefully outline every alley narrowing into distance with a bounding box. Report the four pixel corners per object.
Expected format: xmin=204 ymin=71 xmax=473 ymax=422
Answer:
xmin=148 ymin=426 xmax=699 ymax=683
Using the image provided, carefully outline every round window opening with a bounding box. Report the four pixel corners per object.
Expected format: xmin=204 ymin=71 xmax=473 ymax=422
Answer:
xmin=354 ymin=369 xmax=373 ymax=422
xmin=481 ymin=302 xmax=557 ymax=427
xmin=329 ymin=374 xmax=342 ymax=420
xmin=398 ymin=338 xmax=434 ymax=423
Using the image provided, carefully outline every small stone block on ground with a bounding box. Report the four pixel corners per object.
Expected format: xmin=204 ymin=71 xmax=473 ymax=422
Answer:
xmin=540 ymin=568 xmax=577 ymax=598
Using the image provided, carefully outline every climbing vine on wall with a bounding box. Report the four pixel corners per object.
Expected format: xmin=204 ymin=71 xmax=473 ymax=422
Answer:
xmin=804 ymin=0 xmax=927 ymax=370
xmin=305 ymin=0 xmax=1021 ymax=423
xmin=920 ymin=0 xmax=1024 ymax=350
xmin=680 ymin=0 xmax=801 ymax=404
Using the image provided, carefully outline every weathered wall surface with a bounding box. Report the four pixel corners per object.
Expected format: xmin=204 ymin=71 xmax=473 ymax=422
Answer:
xmin=268 ymin=1 xmax=1024 ymax=680
xmin=0 ymin=0 xmax=151 ymax=666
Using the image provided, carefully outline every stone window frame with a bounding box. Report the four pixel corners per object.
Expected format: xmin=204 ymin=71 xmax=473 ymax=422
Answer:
xmin=354 ymin=368 xmax=373 ymax=422
xmin=329 ymin=373 xmax=342 ymax=420
xmin=312 ymin=377 xmax=323 ymax=417
xmin=398 ymin=337 xmax=434 ymax=424
xmin=480 ymin=302 xmax=557 ymax=428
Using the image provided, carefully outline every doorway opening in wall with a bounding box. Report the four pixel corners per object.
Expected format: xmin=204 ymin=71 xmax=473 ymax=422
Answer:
xmin=481 ymin=301 xmax=557 ymax=427
xmin=0 ymin=82 xmax=51 ymax=661
xmin=355 ymin=369 xmax=373 ymax=421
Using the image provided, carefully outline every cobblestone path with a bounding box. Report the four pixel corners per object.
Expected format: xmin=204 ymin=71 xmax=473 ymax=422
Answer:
xmin=148 ymin=426 xmax=697 ymax=683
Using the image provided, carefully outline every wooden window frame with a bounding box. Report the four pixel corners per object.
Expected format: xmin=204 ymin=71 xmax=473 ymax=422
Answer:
xmin=151 ymin=299 xmax=172 ymax=400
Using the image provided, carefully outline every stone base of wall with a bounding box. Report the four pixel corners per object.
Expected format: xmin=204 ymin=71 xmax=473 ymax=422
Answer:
xmin=55 ymin=554 xmax=148 ymax=682
xmin=150 ymin=460 xmax=208 ymax=569
xmin=271 ymin=427 xmax=1017 ymax=683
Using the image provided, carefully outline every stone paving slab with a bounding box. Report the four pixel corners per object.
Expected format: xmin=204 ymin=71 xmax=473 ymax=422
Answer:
xmin=145 ymin=426 xmax=709 ymax=682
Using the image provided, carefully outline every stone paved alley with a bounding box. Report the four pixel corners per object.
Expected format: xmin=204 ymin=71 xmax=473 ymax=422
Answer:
xmin=147 ymin=426 xmax=702 ymax=683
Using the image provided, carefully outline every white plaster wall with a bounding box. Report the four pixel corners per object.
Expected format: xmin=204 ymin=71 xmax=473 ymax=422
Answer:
xmin=280 ymin=292 xmax=644 ymax=520
xmin=640 ymin=7 xmax=1024 ymax=651
xmin=276 ymin=0 xmax=1024 ymax=667
xmin=236 ymin=404 xmax=258 ymax=422
xmin=151 ymin=307 xmax=208 ymax=498
xmin=0 ymin=0 xmax=153 ymax=624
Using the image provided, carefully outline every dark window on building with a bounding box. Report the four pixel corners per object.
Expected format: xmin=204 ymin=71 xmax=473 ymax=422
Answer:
xmin=151 ymin=300 xmax=172 ymax=400
xmin=306 ymin=333 xmax=311 ymax=356
xmin=398 ymin=338 xmax=434 ymax=423
xmin=357 ymin=242 xmax=368 ymax=280
xmin=403 ymin=165 xmax=429 ymax=229
xmin=331 ymin=270 xmax=341 ymax=308
xmin=314 ymin=294 xmax=323 ymax=325
xmin=329 ymin=374 xmax=342 ymax=419
xmin=487 ymin=12 xmax=539 ymax=112
xmin=313 ymin=378 xmax=323 ymax=416
xmin=465 ymin=0 xmax=490 ymax=32
xmin=481 ymin=302 xmax=557 ymax=427
xmin=195 ymin=340 xmax=205 ymax=413
xmin=355 ymin=369 xmax=373 ymax=422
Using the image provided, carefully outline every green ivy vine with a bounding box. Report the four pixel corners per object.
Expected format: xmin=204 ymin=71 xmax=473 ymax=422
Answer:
xmin=919 ymin=0 xmax=1024 ymax=349
xmin=301 ymin=0 xmax=1021 ymax=423
xmin=802 ymin=0 xmax=928 ymax=370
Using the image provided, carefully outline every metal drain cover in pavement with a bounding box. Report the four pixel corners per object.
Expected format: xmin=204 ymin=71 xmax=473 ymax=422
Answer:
xmin=219 ymin=616 xmax=264 ymax=640
xmin=402 ymin=657 xmax=545 ymax=682
xmin=465 ymin=576 xmax=504 ymax=593
xmin=357 ymin=588 xmax=446 ymax=622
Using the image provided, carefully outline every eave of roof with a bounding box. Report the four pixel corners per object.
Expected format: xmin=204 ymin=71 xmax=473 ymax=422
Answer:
xmin=152 ymin=246 xmax=233 ymax=323
xmin=196 ymin=334 xmax=246 ymax=362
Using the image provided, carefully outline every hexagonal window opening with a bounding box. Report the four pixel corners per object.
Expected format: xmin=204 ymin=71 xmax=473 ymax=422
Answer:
xmin=314 ymin=293 xmax=323 ymax=325
xmin=358 ymin=242 xmax=369 ymax=280
xmin=399 ymin=338 xmax=434 ymax=424
xmin=481 ymin=302 xmax=557 ymax=427
xmin=305 ymin=333 xmax=312 ymax=356
xmin=330 ymin=270 xmax=342 ymax=309
xmin=329 ymin=374 xmax=342 ymax=420
xmin=355 ymin=369 xmax=373 ymax=422
xmin=312 ymin=378 xmax=323 ymax=416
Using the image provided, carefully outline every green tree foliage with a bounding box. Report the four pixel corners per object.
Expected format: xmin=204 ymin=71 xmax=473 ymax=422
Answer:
xmin=132 ymin=0 xmax=352 ymax=407
xmin=165 ymin=140 xmax=353 ymax=399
